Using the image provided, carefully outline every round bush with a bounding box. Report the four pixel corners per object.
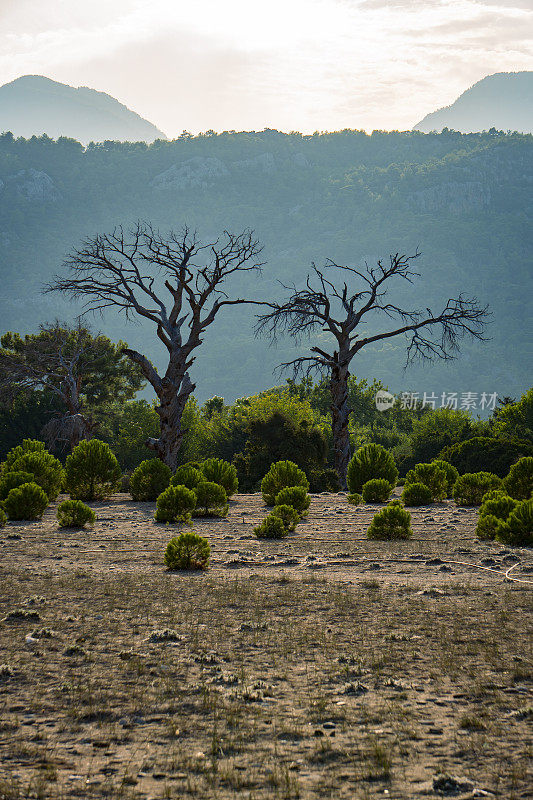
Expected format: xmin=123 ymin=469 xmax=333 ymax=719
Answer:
xmin=193 ymin=481 xmax=228 ymax=517
xmin=431 ymin=460 xmax=459 ymax=497
xmin=1 ymin=439 xmax=47 ymax=473
xmin=164 ymin=532 xmax=210 ymax=570
xmin=270 ymin=504 xmax=300 ymax=532
xmin=65 ymin=439 xmax=121 ymax=501
xmin=362 ymin=479 xmax=392 ymax=503
xmin=57 ymin=500 xmax=96 ymax=529
xmin=171 ymin=465 xmax=203 ymax=490
xmin=481 ymin=489 xmax=507 ymax=503
xmin=475 ymin=514 xmax=503 ymax=541
xmin=479 ymin=494 xmax=518 ymax=522
xmin=155 ymin=484 xmax=196 ymax=523
xmin=4 ymin=482 xmax=48 ymax=520
xmin=495 ymin=499 xmax=533 ymax=547
xmin=254 ymin=514 xmax=287 ymax=539
xmin=0 ymin=471 xmax=36 ymax=501
xmin=261 ymin=460 xmax=309 ymax=506
xmin=367 ymin=503 xmax=413 ymax=540
xmin=200 ymin=458 xmax=238 ymax=497
xmin=401 ymin=482 xmax=433 ymax=506
xmin=347 ymin=444 xmax=398 ymax=494
xmin=9 ymin=452 xmax=64 ymax=500
xmin=275 ymin=486 xmax=311 ymax=515
xmin=438 ymin=436 xmax=533 ymax=477
xmin=405 ymin=463 xmax=447 ymax=501
xmin=503 ymin=457 xmax=533 ymax=501
xmin=0 ymin=508 xmax=6 ymax=528
xmin=453 ymin=472 xmax=502 ymax=506
xmin=347 ymin=493 xmax=362 ymax=506
xmin=130 ymin=459 xmax=171 ymax=501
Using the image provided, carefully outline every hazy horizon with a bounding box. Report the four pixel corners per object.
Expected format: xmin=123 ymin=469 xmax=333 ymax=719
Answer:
xmin=1 ymin=0 xmax=532 ymax=137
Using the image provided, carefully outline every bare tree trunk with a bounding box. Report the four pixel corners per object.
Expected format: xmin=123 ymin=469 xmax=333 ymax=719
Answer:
xmin=330 ymin=359 xmax=351 ymax=489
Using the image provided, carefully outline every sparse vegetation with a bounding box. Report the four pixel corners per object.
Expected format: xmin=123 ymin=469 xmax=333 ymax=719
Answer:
xmin=347 ymin=493 xmax=363 ymax=505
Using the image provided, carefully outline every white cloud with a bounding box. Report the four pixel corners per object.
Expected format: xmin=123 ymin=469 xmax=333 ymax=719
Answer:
xmin=0 ymin=0 xmax=531 ymax=134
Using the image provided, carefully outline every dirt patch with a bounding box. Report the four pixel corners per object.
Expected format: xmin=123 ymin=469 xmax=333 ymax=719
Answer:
xmin=0 ymin=492 xmax=532 ymax=799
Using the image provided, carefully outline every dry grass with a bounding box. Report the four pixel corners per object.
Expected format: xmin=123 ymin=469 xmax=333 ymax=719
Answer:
xmin=0 ymin=491 xmax=532 ymax=799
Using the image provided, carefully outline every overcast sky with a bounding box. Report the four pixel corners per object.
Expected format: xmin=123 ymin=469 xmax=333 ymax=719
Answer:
xmin=1 ymin=0 xmax=532 ymax=136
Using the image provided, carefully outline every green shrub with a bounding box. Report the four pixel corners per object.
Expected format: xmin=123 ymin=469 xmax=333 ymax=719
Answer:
xmin=164 ymin=532 xmax=210 ymax=570
xmin=308 ymin=468 xmax=340 ymax=492
xmin=270 ymin=504 xmax=300 ymax=532
xmin=200 ymin=458 xmax=238 ymax=497
xmin=453 ymin=472 xmax=502 ymax=506
xmin=9 ymin=452 xmax=64 ymax=500
xmin=171 ymin=465 xmax=203 ymax=490
xmin=495 ymin=499 xmax=533 ymax=547
xmin=481 ymin=489 xmax=507 ymax=503
xmin=57 ymin=500 xmax=96 ymax=528
xmin=0 ymin=508 xmax=6 ymax=528
xmin=401 ymin=482 xmax=433 ymax=506
xmin=65 ymin=439 xmax=121 ymax=501
xmin=4 ymin=482 xmax=48 ymax=520
xmin=155 ymin=485 xmax=196 ymax=523
xmin=367 ymin=503 xmax=413 ymax=540
xmin=275 ymin=486 xmax=311 ymax=515
xmin=347 ymin=493 xmax=362 ymax=506
xmin=347 ymin=444 xmax=398 ymax=494
xmin=261 ymin=460 xmax=309 ymax=505
xmin=1 ymin=439 xmax=47 ymax=473
xmin=479 ymin=494 xmax=518 ymax=521
xmin=431 ymin=460 xmax=459 ymax=497
xmin=439 ymin=437 xmax=533 ymax=477
xmin=254 ymin=514 xmax=287 ymax=539
xmin=193 ymin=481 xmax=228 ymax=517
xmin=0 ymin=471 xmax=36 ymax=501
xmin=475 ymin=513 xmax=502 ymax=541
xmin=362 ymin=479 xmax=392 ymax=503
xmin=503 ymin=457 xmax=533 ymax=500
xmin=405 ymin=463 xmax=447 ymax=501
xmin=130 ymin=459 xmax=171 ymax=501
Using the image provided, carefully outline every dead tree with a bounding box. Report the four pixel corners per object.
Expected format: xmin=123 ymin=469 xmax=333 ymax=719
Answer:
xmin=46 ymin=223 xmax=264 ymax=470
xmin=256 ymin=253 xmax=489 ymax=488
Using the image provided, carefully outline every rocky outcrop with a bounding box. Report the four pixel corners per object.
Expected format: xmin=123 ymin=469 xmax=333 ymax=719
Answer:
xmin=5 ymin=169 xmax=61 ymax=202
xmin=151 ymin=157 xmax=229 ymax=190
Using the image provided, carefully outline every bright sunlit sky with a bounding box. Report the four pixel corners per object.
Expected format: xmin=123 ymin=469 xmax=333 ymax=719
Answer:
xmin=1 ymin=0 xmax=532 ymax=135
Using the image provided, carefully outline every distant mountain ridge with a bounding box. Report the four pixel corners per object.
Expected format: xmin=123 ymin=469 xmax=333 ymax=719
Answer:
xmin=414 ymin=72 xmax=533 ymax=134
xmin=0 ymin=75 xmax=166 ymax=144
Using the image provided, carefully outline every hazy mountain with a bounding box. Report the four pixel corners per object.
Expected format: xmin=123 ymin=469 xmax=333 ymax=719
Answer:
xmin=0 ymin=75 xmax=166 ymax=144
xmin=414 ymin=72 xmax=533 ymax=134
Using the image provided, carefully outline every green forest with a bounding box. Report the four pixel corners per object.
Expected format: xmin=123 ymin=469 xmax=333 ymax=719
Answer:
xmin=0 ymin=127 xmax=531 ymax=403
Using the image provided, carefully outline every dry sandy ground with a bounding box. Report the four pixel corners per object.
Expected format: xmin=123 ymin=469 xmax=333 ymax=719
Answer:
xmin=0 ymin=491 xmax=532 ymax=800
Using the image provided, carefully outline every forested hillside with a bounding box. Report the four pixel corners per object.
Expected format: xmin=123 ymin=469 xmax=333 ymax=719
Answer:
xmin=0 ymin=128 xmax=531 ymax=403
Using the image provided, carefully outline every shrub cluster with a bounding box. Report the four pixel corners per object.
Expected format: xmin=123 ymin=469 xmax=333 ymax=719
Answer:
xmin=8 ymin=451 xmax=64 ymax=501
xmin=0 ymin=508 xmax=6 ymax=528
xmin=347 ymin=444 xmax=398 ymax=494
xmin=367 ymin=500 xmax=413 ymax=540
xmin=475 ymin=492 xmax=518 ymax=540
xmin=57 ymin=500 xmax=96 ymax=529
xmin=496 ymin=499 xmax=533 ymax=547
xmin=193 ymin=481 xmax=228 ymax=517
xmin=0 ymin=471 xmax=36 ymax=502
xmin=274 ymin=485 xmax=310 ymax=515
xmin=65 ymin=439 xmax=121 ymax=500
xmin=503 ymin=456 xmax=533 ymax=500
xmin=405 ymin=463 xmax=447 ymax=501
xmin=431 ymin=460 xmax=459 ymax=497
xmin=453 ymin=472 xmax=502 ymax=505
xmin=171 ymin=464 xmax=203 ymax=490
xmin=164 ymin=532 xmax=210 ymax=570
xmin=270 ymin=504 xmax=300 ymax=532
xmin=4 ymin=482 xmax=48 ymax=520
xmin=347 ymin=493 xmax=362 ymax=506
xmin=130 ymin=459 xmax=171 ymax=501
xmin=254 ymin=514 xmax=288 ymax=539
xmin=155 ymin=485 xmax=196 ymax=523
xmin=401 ymin=482 xmax=433 ymax=506
xmin=261 ymin=460 xmax=309 ymax=506
xmin=438 ymin=437 xmax=533 ymax=478
xmin=200 ymin=458 xmax=238 ymax=497
xmin=361 ymin=478 xmax=392 ymax=503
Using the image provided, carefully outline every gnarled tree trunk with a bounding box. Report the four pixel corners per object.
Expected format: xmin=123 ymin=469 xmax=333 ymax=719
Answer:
xmin=330 ymin=356 xmax=351 ymax=489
